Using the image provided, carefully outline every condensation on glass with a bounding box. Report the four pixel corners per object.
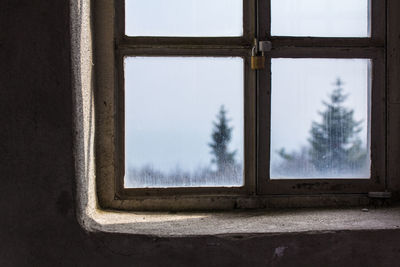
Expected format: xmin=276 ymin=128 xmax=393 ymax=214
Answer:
xmin=271 ymin=0 xmax=370 ymax=37
xmin=270 ymin=58 xmax=371 ymax=179
xmin=124 ymin=57 xmax=244 ymax=188
xmin=125 ymin=0 xmax=243 ymax=37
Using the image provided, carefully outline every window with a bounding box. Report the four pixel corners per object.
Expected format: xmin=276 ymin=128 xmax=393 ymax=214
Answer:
xmin=94 ymin=0 xmax=387 ymax=210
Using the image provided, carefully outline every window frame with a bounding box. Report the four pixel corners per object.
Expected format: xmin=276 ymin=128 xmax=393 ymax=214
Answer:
xmin=257 ymin=0 xmax=386 ymax=194
xmin=258 ymin=50 xmax=386 ymax=195
xmin=94 ymin=0 xmax=389 ymax=210
xmin=113 ymin=0 xmax=256 ymax=199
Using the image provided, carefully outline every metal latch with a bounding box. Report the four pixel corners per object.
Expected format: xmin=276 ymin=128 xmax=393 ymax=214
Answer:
xmin=258 ymin=40 xmax=272 ymax=53
xmin=251 ymin=40 xmax=272 ymax=70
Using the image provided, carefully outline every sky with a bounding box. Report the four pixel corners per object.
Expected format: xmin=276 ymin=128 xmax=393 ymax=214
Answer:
xmin=271 ymin=0 xmax=369 ymax=37
xmin=126 ymin=0 xmax=369 ymax=37
xmin=125 ymin=57 xmax=244 ymax=174
xmin=123 ymin=0 xmax=371 ymax=184
xmin=125 ymin=0 xmax=243 ymax=37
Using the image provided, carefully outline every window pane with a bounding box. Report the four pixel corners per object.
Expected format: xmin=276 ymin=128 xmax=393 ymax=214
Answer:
xmin=125 ymin=0 xmax=243 ymax=37
xmin=271 ymin=0 xmax=370 ymax=37
xmin=270 ymin=58 xmax=371 ymax=179
xmin=125 ymin=57 xmax=244 ymax=188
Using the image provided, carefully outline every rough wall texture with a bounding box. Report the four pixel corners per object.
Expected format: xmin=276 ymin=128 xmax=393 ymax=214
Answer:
xmin=1 ymin=1 xmax=400 ymax=266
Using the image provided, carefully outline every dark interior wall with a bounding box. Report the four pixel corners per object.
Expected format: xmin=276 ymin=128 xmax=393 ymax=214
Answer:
xmin=1 ymin=1 xmax=400 ymax=266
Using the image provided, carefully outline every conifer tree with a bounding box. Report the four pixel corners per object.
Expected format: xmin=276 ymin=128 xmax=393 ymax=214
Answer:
xmin=308 ymin=78 xmax=367 ymax=174
xmin=209 ymin=105 xmax=236 ymax=173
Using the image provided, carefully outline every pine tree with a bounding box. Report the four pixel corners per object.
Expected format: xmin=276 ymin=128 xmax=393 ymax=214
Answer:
xmin=209 ymin=105 xmax=236 ymax=173
xmin=308 ymin=78 xmax=367 ymax=174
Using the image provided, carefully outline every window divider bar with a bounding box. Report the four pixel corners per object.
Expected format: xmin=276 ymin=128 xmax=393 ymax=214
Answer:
xmin=117 ymin=47 xmax=251 ymax=57
xmin=269 ymin=37 xmax=384 ymax=49
xmin=269 ymin=47 xmax=383 ymax=59
xmin=117 ymin=37 xmax=253 ymax=49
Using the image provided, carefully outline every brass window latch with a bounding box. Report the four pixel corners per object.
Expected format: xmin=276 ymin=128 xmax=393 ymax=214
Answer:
xmin=251 ymin=40 xmax=272 ymax=70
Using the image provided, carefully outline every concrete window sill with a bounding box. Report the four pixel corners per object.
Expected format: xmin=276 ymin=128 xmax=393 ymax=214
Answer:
xmin=70 ymin=1 xmax=400 ymax=238
xmin=82 ymin=206 xmax=400 ymax=237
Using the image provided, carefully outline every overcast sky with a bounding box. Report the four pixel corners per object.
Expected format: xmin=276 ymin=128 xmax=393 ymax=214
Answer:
xmin=126 ymin=0 xmax=368 ymax=37
xmin=125 ymin=57 xmax=243 ymax=173
xmin=124 ymin=0 xmax=370 ymax=181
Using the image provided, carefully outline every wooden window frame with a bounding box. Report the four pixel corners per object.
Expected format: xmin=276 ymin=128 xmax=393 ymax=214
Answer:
xmin=114 ymin=0 xmax=256 ymax=199
xmin=94 ymin=0 xmax=389 ymax=211
xmin=257 ymin=0 xmax=386 ymax=195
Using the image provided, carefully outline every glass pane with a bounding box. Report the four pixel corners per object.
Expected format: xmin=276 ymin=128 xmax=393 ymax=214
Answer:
xmin=125 ymin=0 xmax=243 ymax=37
xmin=271 ymin=0 xmax=370 ymax=37
xmin=270 ymin=58 xmax=371 ymax=179
xmin=125 ymin=57 xmax=244 ymax=188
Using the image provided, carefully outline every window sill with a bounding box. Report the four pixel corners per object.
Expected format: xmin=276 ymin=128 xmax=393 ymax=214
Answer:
xmin=70 ymin=0 xmax=400 ymax=238
xmin=81 ymin=205 xmax=400 ymax=237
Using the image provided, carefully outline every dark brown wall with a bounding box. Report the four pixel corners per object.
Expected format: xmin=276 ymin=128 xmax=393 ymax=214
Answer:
xmin=1 ymin=1 xmax=400 ymax=266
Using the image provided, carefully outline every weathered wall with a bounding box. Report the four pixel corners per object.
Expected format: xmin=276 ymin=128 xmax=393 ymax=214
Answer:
xmin=1 ymin=1 xmax=400 ymax=266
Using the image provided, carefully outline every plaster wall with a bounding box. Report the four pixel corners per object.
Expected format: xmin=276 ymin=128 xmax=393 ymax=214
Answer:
xmin=1 ymin=1 xmax=400 ymax=266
